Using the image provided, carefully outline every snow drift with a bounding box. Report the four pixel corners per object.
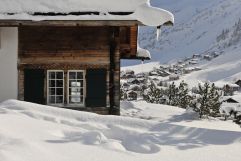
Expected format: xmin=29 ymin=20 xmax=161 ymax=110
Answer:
xmin=0 ymin=100 xmax=241 ymax=161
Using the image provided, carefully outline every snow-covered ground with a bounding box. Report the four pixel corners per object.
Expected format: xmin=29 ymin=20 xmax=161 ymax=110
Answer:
xmin=1 ymin=99 xmax=241 ymax=161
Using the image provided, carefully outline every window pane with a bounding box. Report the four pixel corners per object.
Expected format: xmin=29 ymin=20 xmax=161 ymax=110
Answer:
xmin=49 ymin=96 xmax=55 ymax=104
xmin=47 ymin=71 xmax=64 ymax=105
xmin=49 ymin=80 xmax=55 ymax=87
xmin=56 ymin=88 xmax=63 ymax=95
xmin=69 ymin=72 xmax=76 ymax=79
xmin=69 ymin=96 xmax=80 ymax=103
xmin=69 ymin=80 xmax=81 ymax=87
xmin=56 ymin=96 xmax=63 ymax=104
xmin=56 ymin=80 xmax=63 ymax=87
xmin=56 ymin=72 xmax=63 ymax=79
xmin=68 ymin=71 xmax=84 ymax=105
xmin=81 ymin=88 xmax=84 ymax=95
xmin=80 ymin=80 xmax=83 ymax=87
xmin=71 ymin=87 xmax=81 ymax=93
xmin=77 ymin=72 xmax=83 ymax=79
xmin=49 ymin=88 xmax=55 ymax=95
xmin=49 ymin=72 xmax=55 ymax=79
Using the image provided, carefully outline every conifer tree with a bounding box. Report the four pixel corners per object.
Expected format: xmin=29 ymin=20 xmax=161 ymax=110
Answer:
xmin=166 ymin=82 xmax=179 ymax=106
xmin=209 ymin=83 xmax=222 ymax=117
xmin=193 ymin=83 xmax=221 ymax=118
xmin=145 ymin=81 xmax=164 ymax=104
xmin=177 ymin=81 xmax=191 ymax=108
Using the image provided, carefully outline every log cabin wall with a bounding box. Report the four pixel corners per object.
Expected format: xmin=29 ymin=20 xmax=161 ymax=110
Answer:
xmin=18 ymin=25 xmax=137 ymax=115
xmin=18 ymin=26 xmax=112 ymax=114
xmin=120 ymin=26 xmax=138 ymax=59
xmin=18 ymin=26 xmax=110 ymax=65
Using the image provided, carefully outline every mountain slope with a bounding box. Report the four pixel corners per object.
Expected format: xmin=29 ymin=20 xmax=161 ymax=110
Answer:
xmin=122 ymin=0 xmax=241 ymax=66
xmin=122 ymin=0 xmax=241 ymax=86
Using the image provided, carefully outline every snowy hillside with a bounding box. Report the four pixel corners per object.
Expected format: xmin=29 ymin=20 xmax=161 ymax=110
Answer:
xmin=123 ymin=0 xmax=241 ymax=66
xmin=122 ymin=0 xmax=241 ymax=87
xmin=0 ymin=100 xmax=241 ymax=161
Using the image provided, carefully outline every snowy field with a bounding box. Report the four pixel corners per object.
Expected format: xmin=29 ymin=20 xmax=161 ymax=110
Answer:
xmin=0 ymin=99 xmax=241 ymax=161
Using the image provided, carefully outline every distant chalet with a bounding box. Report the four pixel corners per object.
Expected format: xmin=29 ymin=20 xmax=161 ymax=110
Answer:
xmin=0 ymin=0 xmax=174 ymax=115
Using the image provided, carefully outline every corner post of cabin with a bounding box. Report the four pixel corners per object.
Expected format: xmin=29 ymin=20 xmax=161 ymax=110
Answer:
xmin=18 ymin=66 xmax=24 ymax=101
xmin=109 ymin=27 xmax=120 ymax=115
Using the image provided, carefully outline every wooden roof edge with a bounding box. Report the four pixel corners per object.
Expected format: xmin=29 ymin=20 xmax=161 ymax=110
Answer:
xmin=0 ymin=20 xmax=141 ymax=27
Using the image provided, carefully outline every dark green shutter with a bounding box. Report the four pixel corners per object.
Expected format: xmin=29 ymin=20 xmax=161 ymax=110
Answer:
xmin=24 ymin=69 xmax=45 ymax=104
xmin=86 ymin=69 xmax=107 ymax=107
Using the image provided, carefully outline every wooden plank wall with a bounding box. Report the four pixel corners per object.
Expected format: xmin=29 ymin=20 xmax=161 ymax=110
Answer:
xmin=17 ymin=26 xmax=134 ymax=115
xmin=19 ymin=26 xmax=110 ymax=65
xmin=18 ymin=26 xmax=112 ymax=114
xmin=119 ymin=26 xmax=138 ymax=59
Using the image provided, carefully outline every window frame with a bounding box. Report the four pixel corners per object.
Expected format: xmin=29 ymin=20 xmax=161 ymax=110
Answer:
xmin=47 ymin=70 xmax=65 ymax=105
xmin=67 ymin=70 xmax=86 ymax=107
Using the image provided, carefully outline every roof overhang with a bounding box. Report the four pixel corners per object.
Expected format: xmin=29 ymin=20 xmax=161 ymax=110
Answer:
xmin=0 ymin=20 xmax=141 ymax=27
xmin=0 ymin=1 xmax=174 ymax=27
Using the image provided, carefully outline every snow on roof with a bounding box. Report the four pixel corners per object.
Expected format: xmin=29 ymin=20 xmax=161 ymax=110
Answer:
xmin=136 ymin=47 xmax=151 ymax=59
xmin=214 ymin=82 xmax=240 ymax=88
xmin=0 ymin=0 xmax=174 ymax=27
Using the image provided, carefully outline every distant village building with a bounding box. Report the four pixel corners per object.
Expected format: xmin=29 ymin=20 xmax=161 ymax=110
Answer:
xmin=122 ymin=82 xmax=130 ymax=89
xmin=224 ymin=84 xmax=240 ymax=92
xmin=203 ymin=55 xmax=212 ymax=61
xmin=223 ymin=98 xmax=239 ymax=103
xmin=235 ymin=80 xmax=241 ymax=87
xmin=193 ymin=67 xmax=202 ymax=71
xmin=192 ymin=54 xmax=202 ymax=58
xmin=177 ymin=60 xmax=184 ymax=64
xmin=129 ymin=84 xmax=142 ymax=92
xmin=159 ymin=65 xmax=169 ymax=70
xmin=136 ymin=72 xmax=146 ymax=78
xmin=169 ymin=74 xmax=180 ymax=81
xmin=125 ymin=70 xmax=135 ymax=75
xmin=169 ymin=68 xmax=175 ymax=73
xmin=183 ymin=68 xmax=193 ymax=74
xmin=127 ymin=90 xmax=138 ymax=101
xmin=157 ymin=70 xmax=170 ymax=77
xmin=121 ymin=70 xmax=136 ymax=79
xmin=127 ymin=78 xmax=141 ymax=85
xmin=210 ymin=51 xmax=219 ymax=58
xmin=149 ymin=71 xmax=158 ymax=76
xmin=189 ymin=60 xmax=198 ymax=65
xmin=137 ymin=78 xmax=146 ymax=84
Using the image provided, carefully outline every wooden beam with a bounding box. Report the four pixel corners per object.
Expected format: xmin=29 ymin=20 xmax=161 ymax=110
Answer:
xmin=0 ymin=20 xmax=141 ymax=27
xmin=109 ymin=27 xmax=120 ymax=115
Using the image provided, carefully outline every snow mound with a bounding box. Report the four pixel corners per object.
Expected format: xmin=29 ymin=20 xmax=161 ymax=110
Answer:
xmin=1 ymin=99 xmax=241 ymax=161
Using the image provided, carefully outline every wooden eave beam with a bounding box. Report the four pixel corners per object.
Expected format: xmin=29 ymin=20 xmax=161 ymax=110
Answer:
xmin=0 ymin=20 xmax=141 ymax=27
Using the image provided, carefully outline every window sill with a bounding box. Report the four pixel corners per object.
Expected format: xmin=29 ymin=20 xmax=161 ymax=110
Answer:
xmin=47 ymin=104 xmax=86 ymax=109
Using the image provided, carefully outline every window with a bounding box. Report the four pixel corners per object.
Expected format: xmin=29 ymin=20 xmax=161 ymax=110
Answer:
xmin=47 ymin=70 xmax=64 ymax=104
xmin=68 ymin=70 xmax=85 ymax=105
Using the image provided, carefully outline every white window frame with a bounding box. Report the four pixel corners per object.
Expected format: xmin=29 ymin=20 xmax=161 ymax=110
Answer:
xmin=47 ymin=70 xmax=65 ymax=105
xmin=67 ymin=70 xmax=86 ymax=107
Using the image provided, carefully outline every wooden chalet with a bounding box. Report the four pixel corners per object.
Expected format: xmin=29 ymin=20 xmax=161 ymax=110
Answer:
xmin=0 ymin=0 xmax=174 ymax=115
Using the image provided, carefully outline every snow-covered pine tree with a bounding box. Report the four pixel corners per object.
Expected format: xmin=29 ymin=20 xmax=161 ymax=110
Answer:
xmin=193 ymin=83 xmax=222 ymax=118
xmin=195 ymin=83 xmax=211 ymax=118
xmin=209 ymin=83 xmax=222 ymax=117
xmin=145 ymin=81 xmax=164 ymax=104
xmin=177 ymin=81 xmax=191 ymax=109
xmin=120 ymin=85 xmax=126 ymax=100
xmin=166 ymin=82 xmax=179 ymax=106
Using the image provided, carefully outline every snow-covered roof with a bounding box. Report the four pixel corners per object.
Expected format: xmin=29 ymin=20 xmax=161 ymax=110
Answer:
xmin=0 ymin=0 xmax=174 ymax=27
xmin=136 ymin=47 xmax=151 ymax=60
xmin=214 ymin=82 xmax=240 ymax=88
